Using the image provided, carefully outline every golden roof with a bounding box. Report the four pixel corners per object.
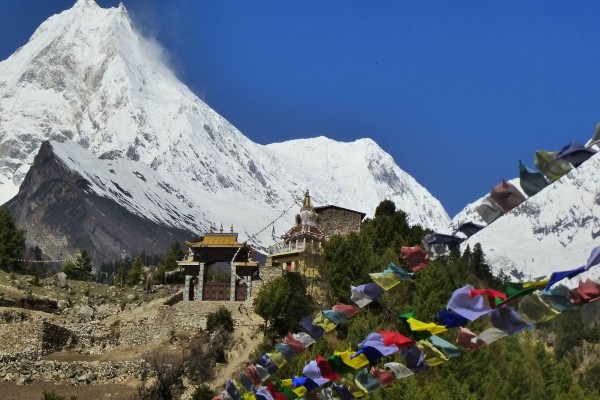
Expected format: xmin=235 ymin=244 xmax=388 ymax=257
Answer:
xmin=190 ymin=233 xmax=242 ymax=248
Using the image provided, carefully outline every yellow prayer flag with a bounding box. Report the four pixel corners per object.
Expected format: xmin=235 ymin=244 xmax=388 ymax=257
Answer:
xmin=292 ymin=386 xmax=307 ymax=397
xmin=523 ymin=280 xmax=549 ymax=289
xmin=369 ymin=272 xmax=401 ymax=291
xmin=267 ymin=351 xmax=287 ymax=368
xmin=418 ymin=340 xmax=448 ymax=367
xmin=280 ymin=379 xmax=293 ymax=389
xmin=242 ymin=392 xmax=257 ymax=400
xmin=313 ymin=311 xmax=337 ymax=332
xmin=336 ymin=350 xmax=370 ymax=370
xmin=407 ymin=317 xmax=447 ymax=335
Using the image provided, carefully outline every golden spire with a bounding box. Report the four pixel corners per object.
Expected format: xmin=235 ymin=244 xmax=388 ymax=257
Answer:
xmin=303 ymin=190 xmax=311 ymax=209
xmin=219 ymin=223 xmax=224 ymax=233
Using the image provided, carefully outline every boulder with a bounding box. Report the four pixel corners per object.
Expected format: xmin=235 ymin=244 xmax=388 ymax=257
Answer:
xmin=53 ymin=272 xmax=68 ymax=288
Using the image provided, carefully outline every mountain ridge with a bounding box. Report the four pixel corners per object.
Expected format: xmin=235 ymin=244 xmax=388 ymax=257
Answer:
xmin=0 ymin=0 xmax=449 ymax=261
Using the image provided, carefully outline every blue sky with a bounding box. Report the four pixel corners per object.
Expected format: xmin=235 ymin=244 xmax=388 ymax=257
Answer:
xmin=1 ymin=1 xmax=599 ymax=216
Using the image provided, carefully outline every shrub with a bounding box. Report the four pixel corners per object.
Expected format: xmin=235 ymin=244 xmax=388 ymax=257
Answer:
xmin=206 ymin=306 xmax=234 ymax=333
xmin=191 ymin=384 xmax=215 ymax=400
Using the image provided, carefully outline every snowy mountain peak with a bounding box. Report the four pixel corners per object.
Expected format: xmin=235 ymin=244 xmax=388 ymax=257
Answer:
xmin=1 ymin=1 xmax=450 ymax=255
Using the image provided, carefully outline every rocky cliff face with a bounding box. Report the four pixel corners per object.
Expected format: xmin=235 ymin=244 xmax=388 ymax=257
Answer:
xmin=8 ymin=141 xmax=191 ymax=263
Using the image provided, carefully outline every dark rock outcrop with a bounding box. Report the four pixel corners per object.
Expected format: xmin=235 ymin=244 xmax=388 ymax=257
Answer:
xmin=5 ymin=141 xmax=193 ymax=264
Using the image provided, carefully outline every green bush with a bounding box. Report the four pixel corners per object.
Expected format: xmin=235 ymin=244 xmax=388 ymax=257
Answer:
xmin=206 ymin=306 xmax=234 ymax=332
xmin=191 ymin=384 xmax=215 ymax=400
xmin=42 ymin=391 xmax=77 ymax=400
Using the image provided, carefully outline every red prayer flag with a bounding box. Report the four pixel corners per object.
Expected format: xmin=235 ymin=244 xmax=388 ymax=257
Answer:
xmin=244 ymin=363 xmax=262 ymax=385
xmin=401 ymin=246 xmax=431 ymax=272
xmin=316 ymin=355 xmax=341 ymax=381
xmin=469 ymin=288 xmax=507 ymax=308
xmin=378 ymin=330 xmax=415 ymax=349
xmin=370 ymin=367 xmax=397 ymax=387
xmin=332 ymin=303 xmax=361 ymax=318
xmin=283 ymin=333 xmax=306 ymax=354
xmin=267 ymin=382 xmax=289 ymax=400
xmin=456 ymin=327 xmax=485 ymax=352
xmin=570 ymin=280 xmax=600 ymax=304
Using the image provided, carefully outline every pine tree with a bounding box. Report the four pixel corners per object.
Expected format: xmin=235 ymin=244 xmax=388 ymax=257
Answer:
xmin=0 ymin=206 xmax=26 ymax=271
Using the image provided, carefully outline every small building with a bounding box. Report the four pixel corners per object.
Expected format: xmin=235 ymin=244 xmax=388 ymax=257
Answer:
xmin=268 ymin=191 xmax=325 ymax=274
xmin=267 ymin=191 xmax=366 ymax=277
xmin=178 ymin=226 xmax=259 ymax=301
xmin=314 ymin=205 xmax=366 ymax=238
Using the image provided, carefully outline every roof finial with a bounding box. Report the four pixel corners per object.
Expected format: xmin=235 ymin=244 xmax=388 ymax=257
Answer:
xmin=219 ymin=223 xmax=224 ymax=233
xmin=303 ymin=189 xmax=311 ymax=209
xmin=209 ymin=225 xmax=214 ymax=233
xmin=230 ymin=224 xmax=234 ymax=233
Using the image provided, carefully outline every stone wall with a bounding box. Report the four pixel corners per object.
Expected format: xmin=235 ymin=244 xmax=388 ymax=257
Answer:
xmin=317 ymin=207 xmax=363 ymax=237
xmin=0 ymin=321 xmax=74 ymax=363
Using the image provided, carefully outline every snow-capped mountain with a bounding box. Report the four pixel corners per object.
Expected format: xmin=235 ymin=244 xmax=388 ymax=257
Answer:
xmin=0 ymin=0 xmax=449 ymax=259
xmin=450 ymin=154 xmax=600 ymax=284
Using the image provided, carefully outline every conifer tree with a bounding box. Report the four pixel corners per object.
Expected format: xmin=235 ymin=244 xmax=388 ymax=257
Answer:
xmin=0 ymin=206 xmax=26 ymax=271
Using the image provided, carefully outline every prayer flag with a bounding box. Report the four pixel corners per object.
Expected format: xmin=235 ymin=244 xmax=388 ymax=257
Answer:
xmin=477 ymin=328 xmax=508 ymax=345
xmin=447 ymin=285 xmax=493 ymax=321
xmin=244 ymin=363 xmax=262 ymax=385
xmin=267 ymin=352 xmax=287 ymax=368
xmin=257 ymin=355 xmax=278 ymax=375
xmin=358 ymin=332 xmax=400 ymax=356
xmin=404 ymin=317 xmax=447 ymax=335
xmin=453 ymin=221 xmax=485 ymax=238
xmin=518 ymin=294 xmax=559 ymax=323
xmin=291 ymin=376 xmax=318 ymax=391
xmin=322 ymin=309 xmax=348 ymax=325
xmin=332 ymin=303 xmax=361 ymax=318
xmin=336 ymin=350 xmax=370 ymax=370
xmin=555 ymin=142 xmax=597 ymax=167
xmin=327 ymin=353 xmax=360 ymax=374
xmin=275 ymin=343 xmax=296 ymax=360
xmin=585 ymin=245 xmax=600 ymax=271
xmin=428 ymin=335 xmax=462 ymax=359
xmin=370 ymin=367 xmax=396 ymax=387
xmin=456 ymin=327 xmax=485 ymax=351
xmin=303 ymin=360 xmax=330 ymax=387
xmin=369 ymin=271 xmax=402 ymax=291
xmin=254 ymin=364 xmax=270 ymax=382
xmin=545 ymin=266 xmax=586 ymax=290
xmin=475 ymin=196 xmax=504 ymax=224
xmin=312 ymin=312 xmax=337 ymax=332
xmin=400 ymin=346 xmax=428 ymax=372
xmin=299 ymin=317 xmax=326 ymax=340
xmin=332 ymin=383 xmax=355 ymax=400
xmin=351 ymin=282 xmax=385 ymax=307
xmin=316 ymin=355 xmax=341 ymax=381
xmin=490 ymin=180 xmax=526 ymax=212
xmin=569 ymin=279 xmax=600 ymax=305
xmin=425 ymin=233 xmax=465 ymax=248
xmin=534 ymin=150 xmax=572 ymax=182
xmin=490 ymin=306 xmax=529 ymax=334
xmin=254 ymin=386 xmax=274 ymax=400
xmin=226 ymin=380 xmax=241 ymax=400
xmin=417 ymin=340 xmax=448 ymax=367
xmin=541 ymin=285 xmax=578 ymax=312
xmin=401 ymin=245 xmax=431 ymax=272
xmin=384 ymin=362 xmax=414 ymax=380
xmin=353 ymin=346 xmax=385 ymax=363
xmin=422 ymin=234 xmax=447 ymax=259
xmin=283 ymin=334 xmax=306 ymax=354
xmin=292 ymin=332 xmax=316 ymax=348
xmin=378 ymin=330 xmax=415 ymax=349
xmin=519 ymin=160 xmax=548 ymax=197
xmin=355 ymin=368 xmax=381 ymax=393
xmin=469 ymin=288 xmax=507 ymax=308
xmin=437 ymin=310 xmax=469 ymax=328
